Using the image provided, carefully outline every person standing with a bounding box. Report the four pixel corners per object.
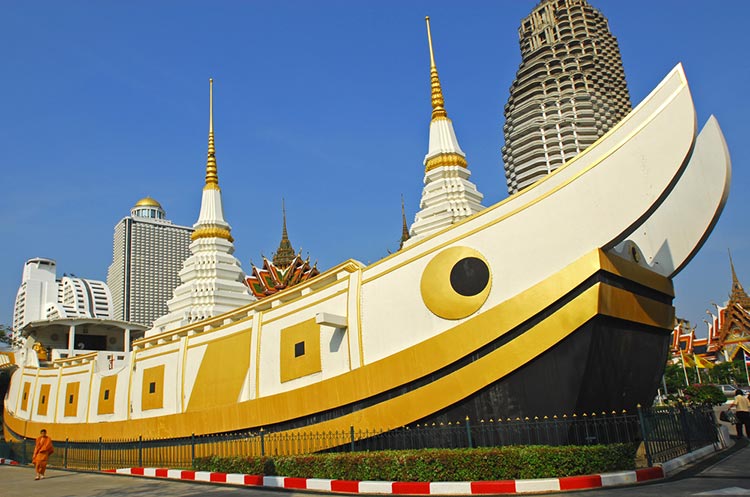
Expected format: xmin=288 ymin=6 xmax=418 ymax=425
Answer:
xmin=728 ymin=389 xmax=750 ymax=438
xmin=32 ymin=429 xmax=54 ymax=480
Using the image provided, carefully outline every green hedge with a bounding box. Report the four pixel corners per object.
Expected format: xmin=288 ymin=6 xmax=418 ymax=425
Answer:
xmin=193 ymin=444 xmax=636 ymax=481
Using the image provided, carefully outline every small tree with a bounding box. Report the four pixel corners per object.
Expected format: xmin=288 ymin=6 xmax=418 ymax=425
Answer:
xmin=0 ymin=324 xmax=21 ymax=349
xmin=664 ymin=362 xmax=698 ymax=391
xmin=712 ymin=360 xmax=747 ymax=386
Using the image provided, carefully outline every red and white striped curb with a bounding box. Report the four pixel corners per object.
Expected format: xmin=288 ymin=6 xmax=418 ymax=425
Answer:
xmin=102 ymin=466 xmax=665 ymax=494
xmin=0 ymin=458 xmax=19 ymax=466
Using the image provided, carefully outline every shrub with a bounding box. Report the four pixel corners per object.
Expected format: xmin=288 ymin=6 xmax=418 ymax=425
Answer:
xmin=193 ymin=444 xmax=636 ymax=481
xmin=682 ymin=384 xmax=726 ymax=406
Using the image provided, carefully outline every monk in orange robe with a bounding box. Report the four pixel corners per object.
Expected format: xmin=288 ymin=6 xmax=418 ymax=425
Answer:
xmin=32 ymin=429 xmax=54 ymax=480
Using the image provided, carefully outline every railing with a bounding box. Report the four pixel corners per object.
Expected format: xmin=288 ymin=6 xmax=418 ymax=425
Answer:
xmin=638 ymin=405 xmax=719 ymax=464
xmin=4 ymin=405 xmax=718 ymax=471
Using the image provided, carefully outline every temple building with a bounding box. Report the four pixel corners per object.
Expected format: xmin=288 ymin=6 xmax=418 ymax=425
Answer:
xmin=403 ymin=17 xmax=484 ymax=247
xmin=245 ymin=204 xmax=319 ymax=299
xmin=502 ymin=0 xmax=632 ymax=194
xmin=150 ymin=79 xmax=253 ymax=335
xmin=670 ymin=255 xmax=750 ymax=363
xmin=705 ymin=256 xmax=750 ymax=361
xmin=106 ymin=197 xmax=193 ymax=327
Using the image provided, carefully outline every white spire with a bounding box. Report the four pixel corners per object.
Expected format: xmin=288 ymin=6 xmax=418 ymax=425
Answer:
xmin=404 ymin=17 xmax=484 ymax=247
xmin=149 ymin=79 xmax=253 ymax=335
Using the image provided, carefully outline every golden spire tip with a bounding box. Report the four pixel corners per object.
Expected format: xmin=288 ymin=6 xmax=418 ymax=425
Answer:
xmin=425 ymin=16 xmax=446 ymax=120
xmin=204 ymin=78 xmax=219 ymax=189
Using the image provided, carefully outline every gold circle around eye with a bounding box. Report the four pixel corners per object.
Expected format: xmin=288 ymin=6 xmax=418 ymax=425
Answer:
xmin=420 ymin=246 xmax=492 ymax=320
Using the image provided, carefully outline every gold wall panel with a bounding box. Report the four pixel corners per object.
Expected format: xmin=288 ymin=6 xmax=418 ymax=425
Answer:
xmin=141 ymin=365 xmax=165 ymax=411
xmin=63 ymin=382 xmax=80 ymax=417
xmin=280 ymin=318 xmax=321 ymax=383
xmin=21 ymin=382 xmax=30 ymax=412
xmin=187 ymin=330 xmax=252 ymax=411
xmin=36 ymin=384 xmax=51 ymax=416
xmin=97 ymin=375 xmax=118 ymax=415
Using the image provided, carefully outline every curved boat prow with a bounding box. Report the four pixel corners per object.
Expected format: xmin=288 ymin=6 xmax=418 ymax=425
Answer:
xmin=612 ymin=115 xmax=731 ymax=277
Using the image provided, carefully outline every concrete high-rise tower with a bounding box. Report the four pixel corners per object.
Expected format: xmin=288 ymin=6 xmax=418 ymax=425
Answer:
xmin=107 ymin=198 xmax=193 ymax=326
xmin=502 ymin=0 xmax=632 ymax=195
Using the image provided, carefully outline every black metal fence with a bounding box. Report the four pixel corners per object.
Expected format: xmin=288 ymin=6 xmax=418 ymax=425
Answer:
xmin=637 ymin=405 xmax=719 ymax=465
xmin=5 ymin=405 xmax=719 ymax=471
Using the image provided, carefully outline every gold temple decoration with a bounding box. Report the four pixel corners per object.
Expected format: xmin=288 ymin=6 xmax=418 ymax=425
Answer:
xmin=425 ymin=152 xmax=468 ymax=172
xmin=425 ymin=16 xmax=448 ymax=121
xmin=191 ymin=78 xmax=233 ymax=243
xmin=205 ymin=78 xmax=220 ymax=191
xmin=191 ymin=226 xmax=233 ymax=242
xmin=423 ymin=17 xmax=468 ymax=173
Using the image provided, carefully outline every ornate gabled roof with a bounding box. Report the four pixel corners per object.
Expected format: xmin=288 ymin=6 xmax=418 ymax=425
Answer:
xmin=705 ymin=252 xmax=750 ymax=359
xmin=273 ymin=200 xmax=295 ymax=268
xmin=245 ymin=254 xmax=319 ymax=299
xmin=245 ymin=203 xmax=319 ymax=299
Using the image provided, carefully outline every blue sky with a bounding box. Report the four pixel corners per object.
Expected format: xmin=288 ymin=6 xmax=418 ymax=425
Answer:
xmin=1 ymin=1 xmax=748 ymax=337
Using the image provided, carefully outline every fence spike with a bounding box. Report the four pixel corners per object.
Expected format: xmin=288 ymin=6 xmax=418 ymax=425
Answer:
xmin=543 ymin=415 xmax=549 ymax=420
xmin=466 ymin=416 xmax=470 ymax=422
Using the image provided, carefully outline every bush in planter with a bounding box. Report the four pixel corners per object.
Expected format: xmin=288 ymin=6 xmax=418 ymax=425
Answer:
xmin=682 ymin=384 xmax=726 ymax=406
xmin=193 ymin=444 xmax=636 ymax=481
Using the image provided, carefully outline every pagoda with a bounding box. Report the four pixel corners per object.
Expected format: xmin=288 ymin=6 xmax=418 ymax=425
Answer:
xmin=403 ymin=17 xmax=484 ymax=247
xmin=150 ymin=79 xmax=253 ymax=334
xmin=245 ymin=203 xmax=319 ymax=298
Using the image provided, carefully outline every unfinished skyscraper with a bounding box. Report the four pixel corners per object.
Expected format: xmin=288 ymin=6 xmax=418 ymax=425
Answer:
xmin=502 ymin=0 xmax=632 ymax=194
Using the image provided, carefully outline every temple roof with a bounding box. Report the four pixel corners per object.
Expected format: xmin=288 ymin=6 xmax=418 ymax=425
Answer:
xmin=273 ymin=200 xmax=296 ymax=268
xmin=246 ymin=203 xmax=319 ymax=299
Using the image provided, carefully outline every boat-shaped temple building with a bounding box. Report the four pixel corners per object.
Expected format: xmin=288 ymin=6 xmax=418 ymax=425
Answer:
xmin=2 ymin=17 xmax=731 ymax=450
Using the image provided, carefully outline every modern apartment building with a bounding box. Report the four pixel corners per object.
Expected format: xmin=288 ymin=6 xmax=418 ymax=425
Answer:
xmin=502 ymin=0 xmax=632 ymax=194
xmin=12 ymin=257 xmax=113 ymax=334
xmin=106 ymin=197 xmax=193 ymax=326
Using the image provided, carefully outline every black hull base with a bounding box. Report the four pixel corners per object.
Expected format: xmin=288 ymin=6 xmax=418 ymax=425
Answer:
xmin=423 ymin=315 xmax=671 ymax=424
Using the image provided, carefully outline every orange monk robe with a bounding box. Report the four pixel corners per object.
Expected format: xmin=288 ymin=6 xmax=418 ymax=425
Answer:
xmin=32 ymin=435 xmax=54 ymax=472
